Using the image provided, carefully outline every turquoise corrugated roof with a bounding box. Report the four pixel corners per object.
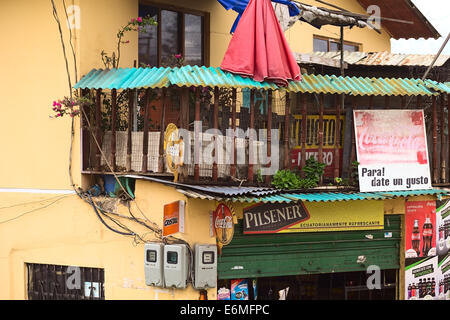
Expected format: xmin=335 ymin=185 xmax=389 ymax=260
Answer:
xmin=230 ymin=188 xmax=448 ymax=203
xmin=74 ymin=66 xmax=450 ymax=96
xmin=73 ymin=67 xmax=171 ymax=89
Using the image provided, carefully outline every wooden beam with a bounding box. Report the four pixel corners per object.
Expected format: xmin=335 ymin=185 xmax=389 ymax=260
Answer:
xmin=231 ymin=88 xmax=237 ymax=179
xmin=95 ymin=89 xmax=102 ymax=171
xmin=300 ymin=93 xmax=307 ymax=176
xmin=334 ymin=94 xmax=342 ymax=178
xmin=318 ymin=94 xmax=324 ymax=166
xmin=284 ymin=92 xmax=291 ymax=170
xmin=142 ymin=89 xmax=150 ymax=173
xmin=111 ymin=89 xmax=117 ymax=172
xmin=126 ymin=89 xmax=134 ymax=172
xmin=266 ymin=90 xmax=272 ymax=185
xmin=158 ymin=88 xmax=166 ymax=173
xmin=248 ymin=89 xmax=255 ymax=182
xmin=213 ymin=87 xmax=219 ymax=182
xmin=194 ymin=87 xmax=201 ymax=181
xmin=440 ymin=94 xmax=446 ymax=183
xmin=432 ymin=95 xmax=438 ymax=183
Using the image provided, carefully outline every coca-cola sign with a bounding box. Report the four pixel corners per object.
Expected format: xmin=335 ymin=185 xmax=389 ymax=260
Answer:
xmin=353 ymin=109 xmax=431 ymax=192
xmin=243 ymin=202 xmax=310 ymax=234
xmin=214 ymin=203 xmax=234 ymax=245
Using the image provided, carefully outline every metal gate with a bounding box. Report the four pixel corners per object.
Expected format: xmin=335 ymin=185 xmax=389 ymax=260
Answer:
xmin=26 ymin=263 xmax=105 ymax=300
xmin=218 ymin=215 xmax=401 ymax=279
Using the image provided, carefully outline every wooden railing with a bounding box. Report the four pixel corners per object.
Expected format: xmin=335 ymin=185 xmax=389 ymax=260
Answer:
xmin=80 ymin=87 xmax=450 ymax=186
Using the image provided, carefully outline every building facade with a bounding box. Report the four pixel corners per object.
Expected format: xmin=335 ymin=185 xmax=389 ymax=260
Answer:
xmin=0 ymin=0 xmax=448 ymax=300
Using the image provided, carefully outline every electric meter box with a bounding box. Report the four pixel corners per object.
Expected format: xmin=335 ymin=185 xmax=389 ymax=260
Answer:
xmin=144 ymin=242 xmax=164 ymax=287
xmin=194 ymin=244 xmax=217 ymax=289
xmin=164 ymin=244 xmax=189 ymax=288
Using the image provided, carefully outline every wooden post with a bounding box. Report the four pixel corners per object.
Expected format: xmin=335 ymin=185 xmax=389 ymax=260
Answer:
xmin=194 ymin=87 xmax=201 ymax=181
xmin=248 ymin=89 xmax=255 ymax=183
xmin=385 ymin=96 xmax=390 ymax=109
xmin=158 ymin=88 xmax=166 ymax=173
xmin=266 ymin=90 xmax=272 ymax=185
xmin=300 ymin=93 xmax=307 ymax=176
xmin=111 ymin=89 xmax=117 ymax=172
xmin=213 ymin=87 xmax=219 ymax=182
xmin=318 ymin=94 xmax=324 ymax=165
xmin=448 ymin=94 xmax=450 ymax=184
xmin=334 ymin=94 xmax=342 ymax=179
xmin=95 ymin=89 xmax=102 ymax=171
xmin=342 ymin=95 xmax=356 ymax=179
xmin=368 ymin=96 xmax=373 ymax=109
xmin=284 ymin=92 xmax=290 ymax=169
xmin=142 ymin=89 xmax=150 ymax=173
xmin=432 ymin=95 xmax=438 ymax=184
xmin=231 ymin=88 xmax=237 ymax=179
xmin=441 ymin=94 xmax=446 ymax=183
xmin=126 ymin=89 xmax=134 ymax=172
xmin=401 ymin=96 xmax=406 ymax=109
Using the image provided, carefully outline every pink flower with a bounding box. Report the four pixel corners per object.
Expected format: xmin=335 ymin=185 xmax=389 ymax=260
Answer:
xmin=53 ymin=101 xmax=57 ymax=106
xmin=175 ymin=54 xmax=182 ymax=59
xmin=137 ymin=17 xmax=143 ymax=23
xmin=131 ymin=18 xmax=135 ymax=23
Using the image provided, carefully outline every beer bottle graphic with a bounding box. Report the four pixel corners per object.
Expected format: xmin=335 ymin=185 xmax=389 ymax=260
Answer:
xmin=422 ymin=216 xmax=433 ymax=256
xmin=412 ymin=219 xmax=421 ymax=256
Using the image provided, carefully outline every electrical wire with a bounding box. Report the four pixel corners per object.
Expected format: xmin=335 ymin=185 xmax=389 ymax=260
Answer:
xmin=0 ymin=195 xmax=72 ymax=225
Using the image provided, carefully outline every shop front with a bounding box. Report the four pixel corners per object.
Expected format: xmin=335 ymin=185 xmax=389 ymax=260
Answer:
xmin=216 ymin=197 xmax=402 ymax=300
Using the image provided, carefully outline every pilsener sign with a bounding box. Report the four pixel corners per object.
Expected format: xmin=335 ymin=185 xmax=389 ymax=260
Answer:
xmin=243 ymin=200 xmax=384 ymax=234
xmin=243 ymin=202 xmax=310 ymax=234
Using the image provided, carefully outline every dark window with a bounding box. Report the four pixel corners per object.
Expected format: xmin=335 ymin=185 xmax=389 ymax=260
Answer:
xmin=313 ymin=36 xmax=360 ymax=52
xmin=139 ymin=3 xmax=207 ymax=67
xmin=26 ymin=263 xmax=105 ymax=300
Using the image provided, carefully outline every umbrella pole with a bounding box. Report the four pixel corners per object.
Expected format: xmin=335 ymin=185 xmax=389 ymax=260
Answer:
xmin=335 ymin=26 xmax=345 ymax=179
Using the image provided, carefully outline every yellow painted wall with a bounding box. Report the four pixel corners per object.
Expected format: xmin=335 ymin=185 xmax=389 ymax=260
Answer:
xmin=0 ymin=0 xmax=393 ymax=300
xmin=0 ymin=180 xmax=217 ymax=300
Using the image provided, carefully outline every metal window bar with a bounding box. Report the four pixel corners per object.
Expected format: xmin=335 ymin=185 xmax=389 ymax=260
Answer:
xmin=26 ymin=263 xmax=105 ymax=300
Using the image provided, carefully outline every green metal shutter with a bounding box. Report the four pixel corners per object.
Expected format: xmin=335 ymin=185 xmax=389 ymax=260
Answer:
xmin=218 ymin=214 xmax=401 ymax=279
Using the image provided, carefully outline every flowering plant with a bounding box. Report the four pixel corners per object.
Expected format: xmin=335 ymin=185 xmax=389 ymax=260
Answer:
xmin=50 ymin=93 xmax=92 ymax=119
xmin=101 ymin=15 xmax=157 ymax=69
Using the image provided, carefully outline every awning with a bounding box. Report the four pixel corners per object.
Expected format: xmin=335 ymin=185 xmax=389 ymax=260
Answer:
xmin=74 ymin=66 xmax=450 ymax=97
xmin=122 ymin=175 xmax=449 ymax=203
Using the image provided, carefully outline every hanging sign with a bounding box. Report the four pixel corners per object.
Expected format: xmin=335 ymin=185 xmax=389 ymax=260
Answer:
xmin=213 ymin=203 xmax=234 ymax=245
xmin=163 ymin=200 xmax=185 ymax=237
xmin=243 ymin=200 xmax=384 ymax=234
xmin=353 ymin=109 xmax=431 ymax=192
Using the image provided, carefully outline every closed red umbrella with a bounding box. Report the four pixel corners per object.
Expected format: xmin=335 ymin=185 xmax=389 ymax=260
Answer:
xmin=220 ymin=0 xmax=301 ymax=86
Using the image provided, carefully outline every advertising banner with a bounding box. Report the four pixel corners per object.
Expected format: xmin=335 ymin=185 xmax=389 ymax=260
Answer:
xmin=243 ymin=200 xmax=384 ymax=234
xmin=405 ymin=201 xmax=436 ymax=259
xmin=436 ymin=199 xmax=450 ymax=256
xmin=405 ymin=199 xmax=450 ymax=300
xmin=163 ymin=200 xmax=185 ymax=236
xmin=353 ymin=110 xmax=431 ymax=192
xmin=291 ymin=115 xmax=345 ymax=176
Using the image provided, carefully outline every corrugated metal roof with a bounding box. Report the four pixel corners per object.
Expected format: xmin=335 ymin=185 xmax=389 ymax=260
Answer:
xmin=298 ymin=51 xmax=450 ymax=67
xmin=286 ymin=74 xmax=446 ymax=96
xmin=74 ymin=66 xmax=450 ymax=96
xmin=122 ymin=175 xmax=449 ymax=203
xmin=227 ymin=188 xmax=448 ymax=203
xmin=73 ymin=67 xmax=171 ymax=90
xmin=168 ymin=65 xmax=278 ymax=90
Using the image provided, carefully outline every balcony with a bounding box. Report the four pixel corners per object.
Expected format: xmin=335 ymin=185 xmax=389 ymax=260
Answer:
xmin=75 ymin=66 xmax=450 ymax=187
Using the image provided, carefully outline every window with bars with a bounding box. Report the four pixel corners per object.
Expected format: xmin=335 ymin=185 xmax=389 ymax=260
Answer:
xmin=138 ymin=2 xmax=209 ymax=67
xmin=26 ymin=263 xmax=105 ymax=300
